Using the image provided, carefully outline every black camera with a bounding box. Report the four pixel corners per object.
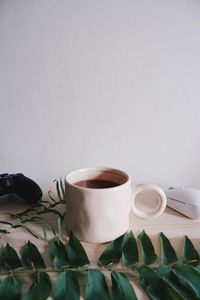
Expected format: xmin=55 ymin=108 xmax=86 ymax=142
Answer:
xmin=0 ymin=173 xmax=42 ymax=204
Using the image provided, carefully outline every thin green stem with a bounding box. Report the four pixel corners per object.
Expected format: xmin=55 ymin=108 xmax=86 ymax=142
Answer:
xmin=0 ymin=266 xmax=138 ymax=277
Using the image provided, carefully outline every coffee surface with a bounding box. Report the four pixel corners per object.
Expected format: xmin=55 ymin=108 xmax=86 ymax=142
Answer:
xmin=74 ymin=179 xmax=120 ymax=189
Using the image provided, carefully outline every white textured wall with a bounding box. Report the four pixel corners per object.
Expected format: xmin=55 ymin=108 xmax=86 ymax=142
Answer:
xmin=1 ymin=0 xmax=200 ymax=187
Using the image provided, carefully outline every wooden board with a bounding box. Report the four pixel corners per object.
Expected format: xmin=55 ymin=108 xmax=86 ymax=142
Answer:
xmin=1 ymin=187 xmax=200 ymax=299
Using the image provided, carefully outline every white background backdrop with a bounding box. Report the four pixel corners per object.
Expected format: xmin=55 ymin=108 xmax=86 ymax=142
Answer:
xmin=1 ymin=0 xmax=200 ymax=187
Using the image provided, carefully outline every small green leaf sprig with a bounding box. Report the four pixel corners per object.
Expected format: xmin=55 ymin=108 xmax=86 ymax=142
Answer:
xmin=0 ymin=231 xmax=200 ymax=299
xmin=0 ymin=179 xmax=66 ymax=240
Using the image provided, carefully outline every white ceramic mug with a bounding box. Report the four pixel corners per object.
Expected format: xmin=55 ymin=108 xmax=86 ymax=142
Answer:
xmin=65 ymin=167 xmax=167 ymax=243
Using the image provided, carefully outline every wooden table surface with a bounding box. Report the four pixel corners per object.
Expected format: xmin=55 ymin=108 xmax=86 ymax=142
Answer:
xmin=1 ymin=187 xmax=200 ymax=299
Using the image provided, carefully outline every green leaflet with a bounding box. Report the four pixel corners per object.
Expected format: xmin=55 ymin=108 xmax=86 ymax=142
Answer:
xmin=54 ymin=271 xmax=80 ymax=300
xmin=174 ymin=265 xmax=200 ymax=298
xmin=57 ymin=215 xmax=62 ymax=236
xmin=0 ymin=276 xmax=22 ymax=300
xmin=159 ymin=232 xmax=178 ymax=265
xmin=138 ymin=231 xmax=157 ymax=265
xmin=22 ymin=272 xmax=52 ymax=300
xmin=0 ymin=243 xmax=22 ymax=269
xmin=137 ymin=265 xmax=166 ymax=299
xmin=54 ymin=178 xmax=65 ymax=202
xmin=122 ymin=231 xmax=138 ymax=267
xmin=111 ymin=271 xmax=138 ymax=300
xmin=50 ymin=233 xmax=90 ymax=268
xmin=86 ymin=269 xmax=111 ymax=300
xmin=161 ymin=278 xmax=185 ymax=300
xmin=59 ymin=177 xmax=65 ymax=199
xmin=21 ymin=241 xmax=46 ymax=269
xmin=156 ymin=265 xmax=196 ymax=300
xmin=137 ymin=265 xmax=173 ymax=300
xmin=98 ymin=234 xmax=124 ymax=267
xmin=182 ymin=236 xmax=199 ymax=264
xmin=66 ymin=232 xmax=90 ymax=267
xmin=50 ymin=238 xmax=69 ymax=268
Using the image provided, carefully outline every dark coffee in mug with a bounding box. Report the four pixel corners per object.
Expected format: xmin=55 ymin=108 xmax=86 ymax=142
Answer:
xmin=74 ymin=179 xmax=120 ymax=189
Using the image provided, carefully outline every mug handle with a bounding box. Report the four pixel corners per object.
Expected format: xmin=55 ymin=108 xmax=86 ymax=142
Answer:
xmin=131 ymin=184 xmax=167 ymax=219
